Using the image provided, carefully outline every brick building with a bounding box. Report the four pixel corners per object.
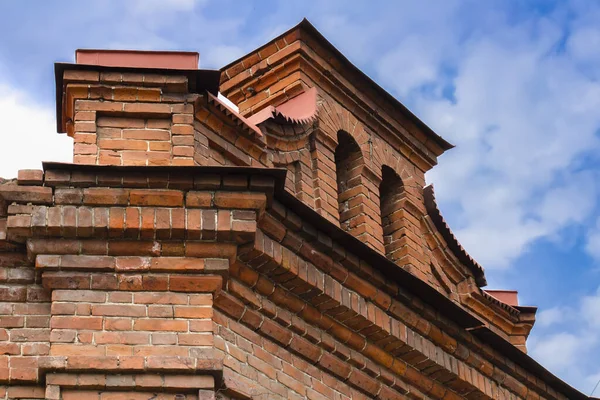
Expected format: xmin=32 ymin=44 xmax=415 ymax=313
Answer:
xmin=0 ymin=19 xmax=592 ymax=400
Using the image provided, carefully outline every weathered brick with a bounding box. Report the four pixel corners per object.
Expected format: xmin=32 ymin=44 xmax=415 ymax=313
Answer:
xmin=17 ymin=170 xmax=43 ymax=185
xmin=83 ymin=188 xmax=129 ymax=205
xmin=0 ymin=185 xmax=52 ymax=204
xmin=186 ymin=191 xmax=213 ymax=208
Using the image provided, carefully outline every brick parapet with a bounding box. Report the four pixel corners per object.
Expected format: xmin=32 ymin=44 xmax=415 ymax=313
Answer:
xmin=216 ymin=50 xmax=442 ymax=276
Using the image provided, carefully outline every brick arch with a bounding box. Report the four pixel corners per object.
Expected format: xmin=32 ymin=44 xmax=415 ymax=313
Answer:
xmin=309 ymin=94 xmax=384 ymax=252
xmin=376 ymin=163 xmax=422 ymax=257
xmin=373 ymin=135 xmax=426 ymax=211
xmin=379 ymin=166 xmax=405 ymax=255
xmin=377 ymin=162 xmax=431 ymax=285
xmin=335 ymin=130 xmax=365 ymax=232
xmin=373 ymin=137 xmax=417 ymax=188
xmin=313 ymin=93 xmax=432 ymax=255
xmin=316 ymin=94 xmax=371 ymax=159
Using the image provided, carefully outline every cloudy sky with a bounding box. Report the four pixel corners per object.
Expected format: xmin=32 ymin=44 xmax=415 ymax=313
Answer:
xmin=1 ymin=0 xmax=599 ymax=394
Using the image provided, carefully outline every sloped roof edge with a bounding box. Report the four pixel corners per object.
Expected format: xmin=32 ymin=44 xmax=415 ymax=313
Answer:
xmin=424 ymin=184 xmax=487 ymax=287
xmin=207 ymin=92 xmax=263 ymax=137
xmin=221 ymin=18 xmax=454 ymax=152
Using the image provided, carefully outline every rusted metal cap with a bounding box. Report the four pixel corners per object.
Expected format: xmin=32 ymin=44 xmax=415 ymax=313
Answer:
xmin=75 ymin=49 xmax=199 ymax=69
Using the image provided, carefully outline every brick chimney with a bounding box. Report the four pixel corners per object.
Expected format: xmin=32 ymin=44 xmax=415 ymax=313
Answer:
xmin=56 ymin=50 xmax=220 ymax=166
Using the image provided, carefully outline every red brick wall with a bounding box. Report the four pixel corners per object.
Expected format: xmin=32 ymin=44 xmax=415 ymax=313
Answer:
xmin=0 ymin=167 xmax=566 ymax=398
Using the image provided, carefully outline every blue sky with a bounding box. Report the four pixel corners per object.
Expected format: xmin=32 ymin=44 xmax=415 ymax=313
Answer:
xmin=0 ymin=0 xmax=599 ymax=394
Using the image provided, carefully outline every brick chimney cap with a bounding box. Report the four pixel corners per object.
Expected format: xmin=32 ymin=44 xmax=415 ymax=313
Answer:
xmin=485 ymin=290 xmax=519 ymax=306
xmin=75 ymin=49 xmax=199 ymax=70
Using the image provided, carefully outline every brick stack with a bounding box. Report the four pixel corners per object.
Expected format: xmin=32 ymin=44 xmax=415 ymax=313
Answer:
xmin=0 ymin=18 xmax=587 ymax=400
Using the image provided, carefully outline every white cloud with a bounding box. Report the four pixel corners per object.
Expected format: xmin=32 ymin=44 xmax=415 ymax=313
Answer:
xmin=585 ymin=217 xmax=600 ymax=262
xmin=529 ymin=286 xmax=600 ymax=392
xmin=582 ymin=287 xmax=600 ymax=328
xmin=531 ymin=332 xmax=589 ymax=371
xmin=536 ymin=306 xmax=571 ymax=328
xmin=373 ymin=4 xmax=600 ymax=269
xmin=377 ymin=36 xmax=442 ymax=97
xmin=50 ymin=1 xmax=246 ymax=55
xmin=0 ymin=82 xmax=72 ymax=179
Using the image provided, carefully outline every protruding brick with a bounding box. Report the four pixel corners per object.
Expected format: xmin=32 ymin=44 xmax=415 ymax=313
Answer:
xmin=17 ymin=170 xmax=43 ymax=185
xmin=0 ymin=185 xmax=52 ymax=204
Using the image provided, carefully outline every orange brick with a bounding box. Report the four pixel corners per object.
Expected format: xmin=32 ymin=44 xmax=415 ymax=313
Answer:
xmin=122 ymin=129 xmax=170 ymax=141
xmin=133 ymin=319 xmax=187 ymax=332
xmin=173 ymin=306 xmax=213 ymax=319
xmin=51 ymin=316 xmax=103 ymax=330
xmin=129 ymin=189 xmax=183 ymax=207
xmin=17 ymin=169 xmax=43 ymax=185
xmin=124 ymin=103 xmax=171 ymax=114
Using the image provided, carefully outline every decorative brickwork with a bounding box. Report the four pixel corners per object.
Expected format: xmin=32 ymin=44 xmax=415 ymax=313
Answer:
xmin=0 ymin=18 xmax=588 ymax=400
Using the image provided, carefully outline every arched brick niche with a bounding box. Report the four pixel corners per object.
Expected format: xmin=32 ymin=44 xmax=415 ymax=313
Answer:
xmin=335 ymin=131 xmax=364 ymax=231
xmin=332 ymin=130 xmax=384 ymax=252
xmin=379 ymin=165 xmax=407 ymax=259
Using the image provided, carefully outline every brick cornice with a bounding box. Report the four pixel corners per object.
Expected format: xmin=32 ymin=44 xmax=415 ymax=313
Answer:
xmin=232 ymin=224 xmax=541 ymax=400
